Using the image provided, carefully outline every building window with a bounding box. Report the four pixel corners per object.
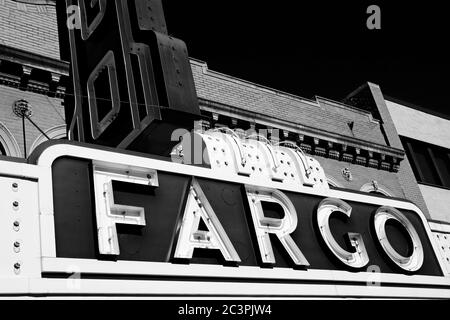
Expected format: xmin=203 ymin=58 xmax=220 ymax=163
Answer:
xmin=401 ymin=136 xmax=450 ymax=189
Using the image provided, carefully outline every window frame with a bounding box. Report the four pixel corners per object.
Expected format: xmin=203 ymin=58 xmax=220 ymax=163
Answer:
xmin=401 ymin=136 xmax=450 ymax=190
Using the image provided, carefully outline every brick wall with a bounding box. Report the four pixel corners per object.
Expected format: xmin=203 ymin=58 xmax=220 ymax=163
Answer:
xmin=319 ymin=156 xmax=402 ymax=197
xmin=0 ymin=85 xmax=65 ymax=157
xmin=396 ymin=156 xmax=430 ymax=215
xmin=0 ymin=0 xmax=60 ymax=59
xmin=191 ymin=60 xmax=387 ymax=146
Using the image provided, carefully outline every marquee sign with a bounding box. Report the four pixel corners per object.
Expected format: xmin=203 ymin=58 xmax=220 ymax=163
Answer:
xmin=1 ymin=138 xmax=449 ymax=298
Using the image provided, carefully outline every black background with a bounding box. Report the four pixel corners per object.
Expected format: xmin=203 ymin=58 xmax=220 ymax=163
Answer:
xmin=163 ymin=1 xmax=450 ymax=118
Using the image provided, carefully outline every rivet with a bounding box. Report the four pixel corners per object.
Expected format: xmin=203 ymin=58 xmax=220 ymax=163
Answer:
xmin=12 ymin=182 xmax=18 ymax=190
xmin=13 ymin=221 xmax=20 ymax=228
xmin=13 ymin=201 xmax=19 ymax=208
xmin=14 ymin=242 xmax=20 ymax=248
xmin=14 ymin=263 xmax=21 ymax=269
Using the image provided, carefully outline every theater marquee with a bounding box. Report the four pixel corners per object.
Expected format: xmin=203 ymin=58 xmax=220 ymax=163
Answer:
xmin=0 ymin=139 xmax=449 ymax=298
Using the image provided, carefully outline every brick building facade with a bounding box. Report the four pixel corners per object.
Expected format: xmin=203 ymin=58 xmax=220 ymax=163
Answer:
xmin=0 ymin=0 xmax=446 ymax=224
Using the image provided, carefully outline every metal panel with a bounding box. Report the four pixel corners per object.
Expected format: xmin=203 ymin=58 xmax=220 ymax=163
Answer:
xmin=56 ymin=0 xmax=199 ymax=150
xmin=433 ymin=232 xmax=450 ymax=275
xmin=133 ymin=0 xmax=168 ymax=34
xmin=32 ymin=142 xmax=449 ymax=278
xmin=0 ymin=176 xmax=41 ymax=279
xmin=37 ymin=143 xmax=443 ymax=276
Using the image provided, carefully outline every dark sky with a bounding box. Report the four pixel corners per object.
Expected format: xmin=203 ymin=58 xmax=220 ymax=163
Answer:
xmin=163 ymin=1 xmax=450 ymax=117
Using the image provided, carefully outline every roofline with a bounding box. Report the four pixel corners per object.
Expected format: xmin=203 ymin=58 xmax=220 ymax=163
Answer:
xmin=384 ymin=95 xmax=450 ymax=121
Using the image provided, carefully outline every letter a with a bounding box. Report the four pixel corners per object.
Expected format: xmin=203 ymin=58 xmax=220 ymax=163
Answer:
xmin=366 ymin=5 xmax=381 ymax=30
xmin=174 ymin=178 xmax=241 ymax=263
xmin=66 ymin=5 xmax=81 ymax=30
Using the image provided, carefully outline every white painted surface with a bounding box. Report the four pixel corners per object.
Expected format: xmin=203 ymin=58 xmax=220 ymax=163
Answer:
xmin=386 ymin=100 xmax=450 ymax=149
xmin=419 ymin=184 xmax=450 ymax=222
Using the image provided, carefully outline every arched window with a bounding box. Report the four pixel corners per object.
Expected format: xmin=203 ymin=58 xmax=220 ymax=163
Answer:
xmin=360 ymin=181 xmax=393 ymax=197
xmin=29 ymin=125 xmax=67 ymax=154
xmin=0 ymin=122 xmax=22 ymax=157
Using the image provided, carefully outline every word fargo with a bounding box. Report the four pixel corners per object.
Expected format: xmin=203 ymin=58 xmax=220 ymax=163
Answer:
xmin=32 ymin=142 xmax=443 ymax=277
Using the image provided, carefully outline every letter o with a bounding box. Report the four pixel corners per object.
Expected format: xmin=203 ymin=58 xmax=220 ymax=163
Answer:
xmin=373 ymin=207 xmax=424 ymax=272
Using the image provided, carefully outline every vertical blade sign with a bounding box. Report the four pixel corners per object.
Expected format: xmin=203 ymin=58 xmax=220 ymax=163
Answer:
xmin=56 ymin=0 xmax=200 ymax=150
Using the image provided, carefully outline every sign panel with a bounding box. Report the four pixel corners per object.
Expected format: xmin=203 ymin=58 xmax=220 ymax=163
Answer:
xmin=28 ymin=141 xmax=444 ymax=278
